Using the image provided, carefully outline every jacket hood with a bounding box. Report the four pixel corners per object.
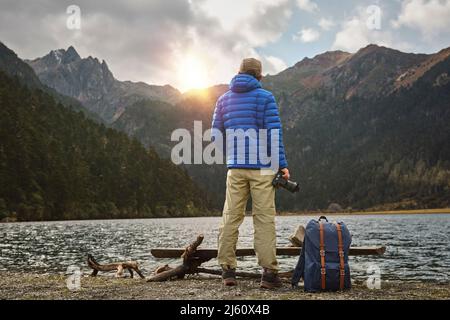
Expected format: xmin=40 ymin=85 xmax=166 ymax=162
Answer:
xmin=230 ymin=74 xmax=262 ymax=93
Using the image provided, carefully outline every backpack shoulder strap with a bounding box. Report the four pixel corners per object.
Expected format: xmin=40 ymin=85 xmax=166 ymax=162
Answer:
xmin=291 ymin=245 xmax=305 ymax=287
xmin=319 ymin=222 xmax=326 ymax=290
xmin=335 ymin=222 xmax=345 ymax=290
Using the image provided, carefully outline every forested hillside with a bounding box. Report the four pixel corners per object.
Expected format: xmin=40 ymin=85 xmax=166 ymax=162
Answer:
xmin=0 ymin=72 xmax=209 ymax=221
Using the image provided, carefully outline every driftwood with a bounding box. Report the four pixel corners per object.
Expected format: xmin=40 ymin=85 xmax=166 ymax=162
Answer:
xmin=87 ymin=254 xmax=145 ymax=279
xmin=147 ymin=234 xmax=209 ymax=282
xmin=147 ymin=235 xmax=267 ymax=282
xmin=154 ymin=264 xmax=173 ymax=274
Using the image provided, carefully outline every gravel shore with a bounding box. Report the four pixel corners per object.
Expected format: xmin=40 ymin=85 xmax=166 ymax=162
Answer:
xmin=0 ymin=273 xmax=448 ymax=300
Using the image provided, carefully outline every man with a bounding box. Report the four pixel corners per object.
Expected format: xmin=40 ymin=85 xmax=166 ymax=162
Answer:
xmin=212 ymin=58 xmax=289 ymax=289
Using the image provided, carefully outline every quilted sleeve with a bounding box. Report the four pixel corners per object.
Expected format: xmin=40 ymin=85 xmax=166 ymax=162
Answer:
xmin=211 ymin=96 xmax=226 ymax=155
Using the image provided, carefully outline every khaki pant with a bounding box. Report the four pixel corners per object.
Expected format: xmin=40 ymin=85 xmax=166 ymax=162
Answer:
xmin=218 ymin=169 xmax=279 ymax=271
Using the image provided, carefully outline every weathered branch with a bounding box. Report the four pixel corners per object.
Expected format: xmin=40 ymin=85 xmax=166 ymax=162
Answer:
xmin=182 ymin=234 xmax=204 ymax=262
xmin=147 ymin=234 xmax=207 ymax=282
xmin=87 ymin=254 xmax=145 ymax=279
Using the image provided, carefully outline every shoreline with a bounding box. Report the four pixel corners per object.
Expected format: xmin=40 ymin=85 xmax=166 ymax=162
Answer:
xmin=278 ymin=208 xmax=450 ymax=217
xmin=1 ymin=208 xmax=449 ymax=223
xmin=0 ymin=272 xmax=448 ymax=300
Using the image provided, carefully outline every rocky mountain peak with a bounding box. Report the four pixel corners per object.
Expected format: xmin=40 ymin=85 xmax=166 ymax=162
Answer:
xmin=46 ymin=46 xmax=81 ymax=65
xmin=29 ymin=46 xmax=81 ymax=73
xmin=359 ymin=43 xmax=382 ymax=52
xmin=263 ymin=50 xmax=352 ymax=94
xmin=294 ymin=50 xmax=352 ymax=70
xmin=27 ymin=45 xmax=183 ymax=123
xmin=350 ymin=44 xmax=426 ymax=63
xmin=62 ymin=46 xmax=80 ymax=63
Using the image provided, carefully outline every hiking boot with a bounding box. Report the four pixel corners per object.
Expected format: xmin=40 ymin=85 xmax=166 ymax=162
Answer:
xmin=222 ymin=267 xmax=237 ymax=286
xmin=260 ymin=268 xmax=283 ymax=289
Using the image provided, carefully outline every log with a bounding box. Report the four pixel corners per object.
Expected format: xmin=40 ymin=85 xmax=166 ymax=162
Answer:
xmin=151 ymin=246 xmax=386 ymax=259
xmin=147 ymin=264 xmax=187 ymax=282
xmin=147 ymin=234 xmax=208 ymax=282
xmin=87 ymin=254 xmax=145 ymax=279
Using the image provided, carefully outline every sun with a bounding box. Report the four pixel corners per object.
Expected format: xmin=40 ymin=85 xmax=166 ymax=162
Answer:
xmin=177 ymin=54 xmax=210 ymax=92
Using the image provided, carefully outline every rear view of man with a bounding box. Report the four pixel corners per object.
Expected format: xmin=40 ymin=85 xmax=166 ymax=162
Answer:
xmin=212 ymin=58 xmax=289 ymax=289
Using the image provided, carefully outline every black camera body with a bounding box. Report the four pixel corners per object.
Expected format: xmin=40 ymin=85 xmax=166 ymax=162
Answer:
xmin=272 ymin=171 xmax=300 ymax=193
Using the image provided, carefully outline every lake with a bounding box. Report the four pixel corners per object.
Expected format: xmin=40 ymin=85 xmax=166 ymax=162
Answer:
xmin=0 ymin=214 xmax=449 ymax=283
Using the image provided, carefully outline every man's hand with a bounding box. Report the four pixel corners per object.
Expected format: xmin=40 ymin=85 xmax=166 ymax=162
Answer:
xmin=281 ymin=168 xmax=290 ymax=180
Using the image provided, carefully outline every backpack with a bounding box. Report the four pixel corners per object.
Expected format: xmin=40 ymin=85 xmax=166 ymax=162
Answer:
xmin=291 ymin=216 xmax=352 ymax=292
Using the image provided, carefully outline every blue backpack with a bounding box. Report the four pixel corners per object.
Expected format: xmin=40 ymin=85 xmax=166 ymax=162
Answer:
xmin=291 ymin=216 xmax=352 ymax=292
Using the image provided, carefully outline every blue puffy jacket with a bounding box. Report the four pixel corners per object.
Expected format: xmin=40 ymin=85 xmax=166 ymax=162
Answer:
xmin=212 ymin=74 xmax=288 ymax=170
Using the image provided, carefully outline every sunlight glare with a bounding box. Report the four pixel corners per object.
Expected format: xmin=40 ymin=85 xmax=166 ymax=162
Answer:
xmin=178 ymin=54 xmax=210 ymax=92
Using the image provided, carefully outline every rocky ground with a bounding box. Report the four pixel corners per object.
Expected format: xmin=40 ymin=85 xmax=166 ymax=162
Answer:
xmin=0 ymin=272 xmax=448 ymax=300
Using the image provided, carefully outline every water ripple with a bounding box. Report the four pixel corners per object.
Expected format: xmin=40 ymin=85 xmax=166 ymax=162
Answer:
xmin=0 ymin=214 xmax=449 ymax=282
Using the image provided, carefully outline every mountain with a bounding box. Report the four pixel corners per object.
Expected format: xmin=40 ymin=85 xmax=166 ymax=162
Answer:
xmin=263 ymin=46 xmax=433 ymax=128
xmin=113 ymin=45 xmax=450 ymax=211
xmin=27 ymin=47 xmax=182 ymax=122
xmin=264 ymin=44 xmax=450 ymax=210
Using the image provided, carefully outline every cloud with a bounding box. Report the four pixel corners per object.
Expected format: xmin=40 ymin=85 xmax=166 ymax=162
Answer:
xmin=262 ymin=55 xmax=288 ymax=75
xmin=332 ymin=7 xmax=412 ymax=53
xmin=243 ymin=1 xmax=293 ymax=47
xmin=318 ymin=18 xmax=335 ymax=31
xmin=296 ymin=0 xmax=319 ymax=12
xmin=392 ymin=0 xmax=450 ymax=38
xmin=293 ymin=28 xmax=320 ymax=43
xmin=0 ymin=0 xmax=294 ymax=91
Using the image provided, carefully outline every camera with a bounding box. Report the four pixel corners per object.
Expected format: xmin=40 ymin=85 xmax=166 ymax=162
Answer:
xmin=272 ymin=170 xmax=300 ymax=193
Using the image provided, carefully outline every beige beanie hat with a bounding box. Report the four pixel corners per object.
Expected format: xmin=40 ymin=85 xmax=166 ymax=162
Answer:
xmin=239 ymin=58 xmax=262 ymax=79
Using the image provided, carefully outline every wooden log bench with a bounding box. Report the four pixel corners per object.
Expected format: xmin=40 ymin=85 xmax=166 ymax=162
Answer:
xmin=151 ymin=246 xmax=386 ymax=259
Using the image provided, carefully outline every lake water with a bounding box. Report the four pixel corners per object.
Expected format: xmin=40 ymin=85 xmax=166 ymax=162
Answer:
xmin=0 ymin=214 xmax=449 ymax=283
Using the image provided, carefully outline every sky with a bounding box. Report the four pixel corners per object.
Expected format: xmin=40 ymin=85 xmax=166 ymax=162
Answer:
xmin=0 ymin=0 xmax=449 ymax=91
